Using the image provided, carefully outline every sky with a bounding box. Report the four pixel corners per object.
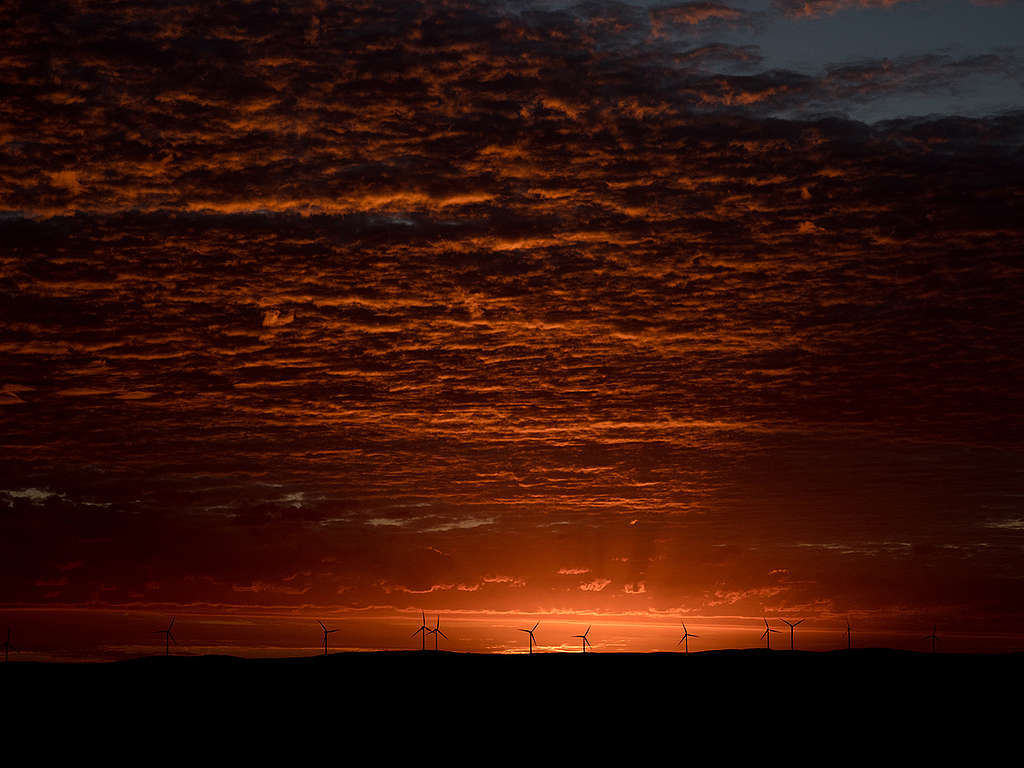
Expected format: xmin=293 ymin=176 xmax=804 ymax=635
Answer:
xmin=1 ymin=0 xmax=1023 ymax=660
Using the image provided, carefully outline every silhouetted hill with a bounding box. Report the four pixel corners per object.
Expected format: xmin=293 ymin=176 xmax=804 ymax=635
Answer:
xmin=4 ymin=649 xmax=1018 ymax=748
xmin=8 ymin=647 xmax=1021 ymax=690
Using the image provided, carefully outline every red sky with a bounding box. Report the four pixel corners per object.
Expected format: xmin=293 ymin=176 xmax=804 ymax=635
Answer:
xmin=2 ymin=0 xmax=1023 ymax=660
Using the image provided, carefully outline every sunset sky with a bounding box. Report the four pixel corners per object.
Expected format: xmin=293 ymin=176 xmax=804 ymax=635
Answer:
xmin=2 ymin=0 xmax=1023 ymax=660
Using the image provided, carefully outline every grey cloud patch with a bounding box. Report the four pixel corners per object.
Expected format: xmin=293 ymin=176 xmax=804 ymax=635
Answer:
xmin=422 ymin=517 xmax=498 ymax=533
xmin=1 ymin=488 xmax=68 ymax=505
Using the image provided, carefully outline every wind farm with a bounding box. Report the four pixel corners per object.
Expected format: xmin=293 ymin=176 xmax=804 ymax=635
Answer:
xmin=155 ymin=617 xmax=176 ymax=657
xmin=2 ymin=612 xmax=1013 ymax=661
xmin=519 ymin=622 xmax=540 ymax=655
xmin=677 ymin=623 xmax=699 ymax=654
xmin=761 ymin=618 xmax=781 ymax=650
xmin=780 ymin=619 xmax=805 ymax=651
xmin=428 ymin=616 xmax=448 ymax=652
xmin=411 ymin=612 xmax=433 ymax=652
xmin=318 ymin=620 xmax=338 ymax=656
xmin=2 ymin=609 xmax=1020 ymax=741
xmin=572 ymin=625 xmax=593 ymax=654
xmin=2 ymin=626 xmax=1018 ymax=739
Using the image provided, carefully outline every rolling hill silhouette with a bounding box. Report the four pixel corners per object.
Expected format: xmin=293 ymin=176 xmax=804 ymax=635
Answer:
xmin=2 ymin=648 xmax=1018 ymax=751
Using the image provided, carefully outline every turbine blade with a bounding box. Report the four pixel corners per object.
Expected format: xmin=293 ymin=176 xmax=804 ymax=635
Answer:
xmin=532 ymin=622 xmax=539 ymax=631
xmin=318 ymin=620 xmax=326 ymax=631
xmin=761 ymin=629 xmax=768 ymax=639
xmin=690 ymin=634 xmax=700 ymax=638
xmin=169 ymin=617 xmax=175 ymax=630
xmin=327 ymin=629 xmax=338 ymax=634
xmin=438 ymin=630 xmax=448 ymax=639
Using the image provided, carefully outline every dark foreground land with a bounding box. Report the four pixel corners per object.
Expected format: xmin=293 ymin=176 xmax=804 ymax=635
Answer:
xmin=3 ymin=649 xmax=1019 ymax=750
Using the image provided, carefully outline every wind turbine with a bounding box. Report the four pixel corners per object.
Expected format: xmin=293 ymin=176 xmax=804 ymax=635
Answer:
xmin=155 ymin=617 xmax=176 ymax=657
xmin=676 ymin=622 xmax=699 ymax=653
xmin=780 ymin=618 xmax=805 ymax=650
xmin=318 ymin=620 xmax=338 ymax=656
xmin=844 ymin=619 xmax=854 ymax=650
xmin=572 ymin=625 xmax=593 ymax=654
xmin=412 ymin=611 xmax=432 ymax=651
xmin=430 ymin=615 xmax=448 ymax=651
xmin=924 ymin=625 xmax=939 ymax=654
xmin=761 ymin=617 xmax=781 ymax=649
xmin=2 ymin=628 xmax=14 ymax=663
xmin=519 ymin=621 xmax=540 ymax=654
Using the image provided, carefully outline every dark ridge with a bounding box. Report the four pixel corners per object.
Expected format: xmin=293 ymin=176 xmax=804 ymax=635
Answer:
xmin=3 ymin=649 xmax=1018 ymax=740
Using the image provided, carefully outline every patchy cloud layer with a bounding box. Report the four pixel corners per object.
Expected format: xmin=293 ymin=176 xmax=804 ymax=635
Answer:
xmin=1 ymin=0 xmax=1023 ymax=651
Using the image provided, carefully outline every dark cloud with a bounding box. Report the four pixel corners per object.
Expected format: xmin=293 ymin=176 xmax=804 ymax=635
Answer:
xmin=1 ymin=1 xmax=1018 ymax=217
xmin=1 ymin=0 xmax=1023 ymax=652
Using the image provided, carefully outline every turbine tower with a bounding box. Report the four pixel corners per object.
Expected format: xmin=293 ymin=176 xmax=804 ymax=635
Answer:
xmin=761 ymin=617 xmax=781 ymax=650
xmin=844 ymin=620 xmax=854 ymax=650
xmin=412 ymin=611 xmax=432 ymax=651
xmin=572 ymin=625 xmax=593 ymax=654
xmin=2 ymin=628 xmax=14 ymax=663
xmin=780 ymin=618 xmax=805 ymax=650
xmin=676 ymin=622 xmax=699 ymax=653
xmin=155 ymin=617 xmax=176 ymax=657
xmin=318 ymin=620 xmax=338 ymax=656
xmin=519 ymin=621 xmax=539 ymax=655
xmin=430 ymin=615 xmax=448 ymax=651
xmin=924 ymin=625 xmax=939 ymax=654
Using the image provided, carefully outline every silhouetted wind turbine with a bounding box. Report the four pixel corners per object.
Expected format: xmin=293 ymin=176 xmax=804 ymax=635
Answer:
xmin=924 ymin=625 xmax=939 ymax=654
xmin=844 ymin=619 xmax=854 ymax=650
xmin=155 ymin=617 xmax=176 ymax=657
xmin=519 ymin=621 xmax=539 ymax=654
xmin=430 ymin=615 xmax=448 ymax=651
xmin=572 ymin=625 xmax=593 ymax=654
xmin=761 ymin=617 xmax=781 ymax=649
xmin=2 ymin=628 xmax=14 ymax=663
xmin=780 ymin=618 xmax=805 ymax=650
xmin=676 ymin=622 xmax=699 ymax=653
xmin=318 ymin=620 xmax=338 ymax=656
xmin=412 ymin=611 xmax=432 ymax=651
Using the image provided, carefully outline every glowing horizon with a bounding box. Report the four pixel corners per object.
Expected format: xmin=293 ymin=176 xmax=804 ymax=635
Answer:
xmin=2 ymin=605 xmax=1017 ymax=663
